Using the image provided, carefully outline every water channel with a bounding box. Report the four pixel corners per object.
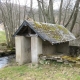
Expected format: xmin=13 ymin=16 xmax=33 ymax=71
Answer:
xmin=0 ymin=55 xmax=15 ymax=68
xmin=0 ymin=57 xmax=8 ymax=68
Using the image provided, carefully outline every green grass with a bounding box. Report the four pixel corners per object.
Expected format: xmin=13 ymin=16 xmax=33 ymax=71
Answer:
xmin=0 ymin=61 xmax=80 ymax=80
xmin=0 ymin=31 xmax=6 ymax=43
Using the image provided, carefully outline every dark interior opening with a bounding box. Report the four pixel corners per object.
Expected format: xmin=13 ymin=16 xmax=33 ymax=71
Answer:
xmin=17 ymin=25 xmax=36 ymax=36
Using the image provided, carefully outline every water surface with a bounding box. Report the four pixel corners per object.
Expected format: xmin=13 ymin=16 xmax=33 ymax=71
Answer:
xmin=0 ymin=57 xmax=8 ymax=68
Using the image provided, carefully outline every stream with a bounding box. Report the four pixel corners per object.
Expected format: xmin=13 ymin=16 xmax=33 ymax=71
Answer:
xmin=0 ymin=55 xmax=15 ymax=68
xmin=0 ymin=57 xmax=8 ymax=68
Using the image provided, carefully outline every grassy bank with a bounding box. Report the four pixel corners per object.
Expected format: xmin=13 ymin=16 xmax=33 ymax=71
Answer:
xmin=0 ymin=31 xmax=6 ymax=43
xmin=0 ymin=61 xmax=80 ymax=80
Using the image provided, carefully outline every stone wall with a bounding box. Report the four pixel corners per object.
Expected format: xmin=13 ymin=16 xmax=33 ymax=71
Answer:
xmin=42 ymin=41 xmax=69 ymax=55
xmin=56 ymin=42 xmax=69 ymax=55
xmin=15 ymin=36 xmax=31 ymax=65
xmin=31 ymin=36 xmax=42 ymax=63
xmin=42 ymin=41 xmax=56 ymax=56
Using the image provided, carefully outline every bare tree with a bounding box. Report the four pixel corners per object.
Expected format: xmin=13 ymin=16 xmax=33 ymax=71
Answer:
xmin=41 ymin=0 xmax=46 ymax=22
xmin=37 ymin=0 xmax=43 ymax=22
xmin=70 ymin=0 xmax=80 ymax=32
xmin=18 ymin=0 xmax=20 ymax=26
xmin=58 ymin=0 xmax=63 ymax=24
xmin=28 ymin=0 xmax=35 ymax=20
xmin=64 ymin=0 xmax=78 ymax=28
xmin=0 ymin=0 xmax=22 ymax=47
xmin=0 ymin=2 xmax=9 ymax=46
xmin=63 ymin=0 xmax=71 ymax=25
xmin=49 ymin=0 xmax=55 ymax=23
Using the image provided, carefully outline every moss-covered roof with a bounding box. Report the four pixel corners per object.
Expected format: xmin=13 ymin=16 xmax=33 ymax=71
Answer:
xmin=33 ymin=22 xmax=76 ymax=44
xmin=14 ymin=20 xmax=76 ymax=44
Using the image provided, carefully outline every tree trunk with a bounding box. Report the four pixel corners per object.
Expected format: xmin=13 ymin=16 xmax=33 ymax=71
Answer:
xmin=41 ymin=0 xmax=46 ymax=22
xmin=65 ymin=0 xmax=78 ymax=27
xmin=30 ymin=0 xmax=35 ymax=20
xmin=37 ymin=0 xmax=43 ymax=22
xmin=63 ymin=0 xmax=71 ymax=25
xmin=58 ymin=0 xmax=63 ymax=24
xmin=70 ymin=0 xmax=80 ymax=32
xmin=49 ymin=0 xmax=55 ymax=24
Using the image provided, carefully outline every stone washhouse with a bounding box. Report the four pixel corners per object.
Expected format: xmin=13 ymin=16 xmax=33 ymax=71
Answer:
xmin=14 ymin=20 xmax=76 ymax=65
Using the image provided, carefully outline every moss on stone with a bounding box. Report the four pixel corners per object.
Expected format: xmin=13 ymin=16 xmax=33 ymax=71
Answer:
xmin=34 ymin=22 xmax=70 ymax=41
xmin=57 ymin=25 xmax=68 ymax=34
